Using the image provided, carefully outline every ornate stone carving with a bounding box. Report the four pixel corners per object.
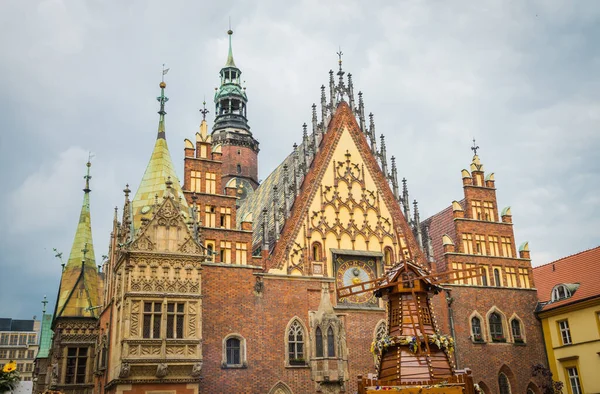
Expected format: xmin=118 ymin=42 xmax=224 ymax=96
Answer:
xmin=131 ymin=235 xmax=155 ymax=251
xmin=179 ymin=237 xmax=203 ymax=254
xmin=190 ymin=361 xmax=203 ymax=377
xmin=141 ymin=345 xmax=161 ymax=356
xmin=118 ymin=362 xmax=130 ymax=378
xmin=130 ymin=301 xmax=140 ymax=337
xmin=188 ymin=302 xmax=197 ymax=337
xmin=166 ymin=345 xmax=185 ymax=356
xmin=156 ymin=363 xmax=168 ymax=378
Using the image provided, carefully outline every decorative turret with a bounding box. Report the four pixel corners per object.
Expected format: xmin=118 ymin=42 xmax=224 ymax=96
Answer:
xmin=212 ymin=28 xmax=259 ymax=188
xmin=131 ymin=78 xmax=190 ymax=231
xmin=54 ymin=160 xmax=102 ymax=321
xmin=402 ymin=178 xmax=411 ymax=221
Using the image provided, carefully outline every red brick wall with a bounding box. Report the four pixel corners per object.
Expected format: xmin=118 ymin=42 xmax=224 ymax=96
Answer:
xmin=431 ymin=285 xmax=546 ymax=393
xmin=221 ymin=145 xmax=258 ymax=188
xmin=200 ymin=265 xmax=385 ymax=393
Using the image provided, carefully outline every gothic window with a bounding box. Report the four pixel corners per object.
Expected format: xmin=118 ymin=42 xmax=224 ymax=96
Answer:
xmin=312 ymin=242 xmax=322 ymax=261
xmin=222 ymin=334 xmax=246 ymax=368
xmin=481 ymin=266 xmax=489 ymax=286
xmin=493 ymin=268 xmax=502 ymax=287
xmin=166 ymin=302 xmax=185 ymax=339
xmin=287 ymin=320 xmax=305 ymax=365
xmin=489 ymin=312 xmax=504 ymax=342
xmin=472 ymin=316 xmax=483 ymax=342
xmin=143 ymin=302 xmax=162 ymax=338
xmin=384 ymin=247 xmax=393 ymax=266
xmin=327 ymin=327 xmax=335 ymax=357
xmin=315 ymin=327 xmax=323 ymax=357
xmin=205 ymin=241 xmax=215 ymax=262
xmin=498 ymin=372 xmax=511 ymax=394
xmin=511 ymin=319 xmax=523 ymax=343
xmin=65 ymin=347 xmax=88 ymax=384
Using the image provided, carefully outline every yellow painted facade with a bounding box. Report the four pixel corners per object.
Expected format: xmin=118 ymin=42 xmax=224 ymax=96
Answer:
xmin=539 ymin=298 xmax=600 ymax=394
xmin=270 ymin=126 xmax=409 ymax=277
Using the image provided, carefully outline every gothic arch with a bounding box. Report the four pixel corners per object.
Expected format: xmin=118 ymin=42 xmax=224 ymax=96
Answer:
xmin=508 ymin=313 xmax=526 ymax=343
xmin=498 ymin=364 xmax=516 ymax=394
xmin=284 ymin=317 xmax=309 ymax=366
xmin=268 ymin=380 xmax=293 ymax=394
xmin=372 ymin=319 xmax=387 ymax=341
xmin=526 ymin=381 xmax=541 ymax=394
xmin=468 ymin=311 xmax=485 ymax=342
xmin=485 ymin=306 xmax=509 ymax=342
xmin=477 ymin=381 xmax=491 ymax=394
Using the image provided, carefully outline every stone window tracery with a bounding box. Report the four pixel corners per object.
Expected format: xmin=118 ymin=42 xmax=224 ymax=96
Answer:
xmin=489 ymin=312 xmax=504 ymax=342
xmin=327 ymin=326 xmax=335 ymax=357
xmin=498 ymin=372 xmax=511 ymax=394
xmin=471 ymin=316 xmax=483 ymax=342
xmin=315 ymin=327 xmax=323 ymax=357
xmin=287 ymin=320 xmax=306 ymax=365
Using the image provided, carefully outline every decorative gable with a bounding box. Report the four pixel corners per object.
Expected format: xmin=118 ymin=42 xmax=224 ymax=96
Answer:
xmin=268 ymin=102 xmax=425 ymax=277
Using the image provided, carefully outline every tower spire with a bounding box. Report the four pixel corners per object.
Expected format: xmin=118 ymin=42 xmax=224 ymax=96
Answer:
xmin=157 ymin=74 xmax=169 ymax=140
xmin=225 ymin=28 xmax=236 ymax=68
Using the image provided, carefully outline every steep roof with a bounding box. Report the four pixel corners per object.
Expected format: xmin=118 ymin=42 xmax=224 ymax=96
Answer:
xmin=54 ymin=162 xmax=102 ymax=321
xmin=131 ymin=82 xmax=190 ymax=231
xmin=533 ymin=246 xmax=600 ymax=312
xmin=36 ymin=313 xmax=53 ymax=358
xmin=421 ymin=199 xmax=464 ymax=269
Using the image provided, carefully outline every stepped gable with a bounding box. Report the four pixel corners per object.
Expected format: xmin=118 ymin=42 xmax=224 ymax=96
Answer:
xmin=533 ymin=245 xmax=600 ymax=312
xmin=420 ymin=199 xmax=465 ymax=263
xmin=268 ymin=101 xmax=427 ymax=270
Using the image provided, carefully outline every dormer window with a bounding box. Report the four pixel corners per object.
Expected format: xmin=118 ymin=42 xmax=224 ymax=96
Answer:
xmin=551 ymin=284 xmax=571 ymax=302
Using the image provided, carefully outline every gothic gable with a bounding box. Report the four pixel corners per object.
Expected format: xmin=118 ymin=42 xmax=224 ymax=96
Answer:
xmin=268 ymin=102 xmax=425 ymax=276
xmin=130 ymin=195 xmax=202 ymax=254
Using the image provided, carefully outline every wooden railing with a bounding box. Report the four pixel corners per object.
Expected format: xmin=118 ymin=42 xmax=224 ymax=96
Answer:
xmin=357 ymin=369 xmax=475 ymax=394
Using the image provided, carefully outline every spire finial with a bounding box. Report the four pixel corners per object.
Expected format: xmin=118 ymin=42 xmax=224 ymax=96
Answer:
xmin=83 ymin=154 xmax=93 ymax=194
xmin=157 ymin=68 xmax=169 ymax=140
xmin=337 ymin=46 xmax=343 ymax=72
xmin=471 ymin=137 xmax=479 ymax=156
xmin=225 ymin=24 xmax=236 ymax=67
xmin=200 ymin=98 xmax=209 ymax=121
xmin=41 ymin=295 xmax=48 ymax=314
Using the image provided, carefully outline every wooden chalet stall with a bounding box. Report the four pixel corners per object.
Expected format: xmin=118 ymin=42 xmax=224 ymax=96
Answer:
xmin=337 ymin=261 xmax=479 ymax=394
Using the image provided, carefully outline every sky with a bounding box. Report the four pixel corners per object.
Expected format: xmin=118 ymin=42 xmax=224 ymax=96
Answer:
xmin=0 ymin=0 xmax=598 ymax=319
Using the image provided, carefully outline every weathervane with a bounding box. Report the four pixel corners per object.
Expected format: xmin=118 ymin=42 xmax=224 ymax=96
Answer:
xmin=471 ymin=138 xmax=480 ymax=156
xmin=200 ymin=97 xmax=210 ymax=120
xmin=161 ymin=63 xmax=170 ymax=82
xmin=336 ymin=46 xmax=344 ymax=73
xmin=41 ymin=295 xmax=48 ymax=314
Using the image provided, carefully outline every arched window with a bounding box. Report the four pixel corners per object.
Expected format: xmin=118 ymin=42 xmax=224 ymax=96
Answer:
xmin=551 ymin=284 xmax=571 ymax=301
xmin=226 ymin=338 xmax=240 ymax=365
xmin=511 ymin=319 xmax=523 ymax=342
xmin=384 ymin=247 xmax=393 ymax=266
xmin=287 ymin=320 xmax=305 ymax=365
xmin=312 ymin=242 xmax=322 ymax=261
xmin=327 ymin=327 xmax=335 ymax=357
xmin=236 ymin=164 xmax=242 ymax=174
xmin=498 ymin=372 xmax=511 ymax=394
xmin=494 ymin=268 xmax=501 ymax=287
xmin=489 ymin=313 xmax=504 ymax=342
xmin=315 ymin=327 xmax=323 ymax=357
xmin=471 ymin=316 xmax=483 ymax=342
xmin=222 ymin=334 xmax=246 ymax=368
xmin=374 ymin=321 xmax=387 ymax=343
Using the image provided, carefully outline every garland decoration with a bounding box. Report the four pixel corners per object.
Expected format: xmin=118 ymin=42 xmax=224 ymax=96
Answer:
xmin=371 ymin=333 xmax=454 ymax=356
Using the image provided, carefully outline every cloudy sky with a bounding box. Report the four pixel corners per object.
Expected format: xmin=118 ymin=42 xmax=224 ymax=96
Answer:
xmin=1 ymin=0 xmax=598 ymax=318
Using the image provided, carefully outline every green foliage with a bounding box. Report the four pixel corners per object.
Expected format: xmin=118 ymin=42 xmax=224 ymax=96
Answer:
xmin=532 ymin=363 xmax=563 ymax=394
xmin=0 ymin=369 xmax=20 ymax=392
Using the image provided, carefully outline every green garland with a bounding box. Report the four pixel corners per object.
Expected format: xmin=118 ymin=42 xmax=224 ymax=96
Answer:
xmin=371 ymin=333 xmax=455 ymax=356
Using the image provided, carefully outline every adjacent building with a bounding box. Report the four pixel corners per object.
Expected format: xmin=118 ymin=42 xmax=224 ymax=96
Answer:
xmin=0 ymin=318 xmax=41 ymax=382
xmin=533 ymin=246 xmax=600 ymax=394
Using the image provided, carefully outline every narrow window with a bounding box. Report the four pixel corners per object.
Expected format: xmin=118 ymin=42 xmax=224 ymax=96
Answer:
xmin=166 ymin=302 xmax=185 ymax=339
xmin=506 ymin=267 xmax=517 ymax=287
xmin=312 ymin=242 xmax=322 ymax=261
xmin=471 ymin=200 xmax=482 ymax=220
xmin=489 ymin=312 xmax=504 ymax=342
xmin=511 ymin=319 xmax=522 ymax=342
xmin=27 ymin=334 xmax=36 ymax=344
xmin=205 ymin=242 xmax=214 ymax=262
xmin=327 ymin=327 xmax=335 ymax=357
xmin=501 ymin=236 xmax=513 ymax=257
xmin=236 ymin=242 xmax=248 ymax=265
xmin=226 ymin=338 xmax=241 ymax=365
xmin=315 ymin=327 xmax=323 ymax=357
xmin=462 ymin=234 xmax=474 ymax=254
xmin=488 ymin=236 xmax=500 ymax=256
xmin=518 ymin=268 xmax=530 ymax=288
xmin=384 ymin=247 xmax=393 ymax=265
xmin=494 ymin=268 xmax=502 ymax=287
xmin=236 ymin=164 xmax=241 ymax=174
xmin=558 ymin=320 xmax=571 ymax=345
xmin=483 ymin=201 xmax=494 ymax=221
xmin=498 ymin=372 xmax=511 ymax=394
xmin=472 ymin=317 xmax=482 ymax=341
xmin=567 ymin=367 xmax=582 ymax=394
xmin=288 ymin=321 xmax=305 ymax=364
xmin=19 ymin=334 xmax=27 ymax=345
xmin=65 ymin=347 xmax=88 ymax=384
xmin=190 ymin=170 xmax=201 ymax=192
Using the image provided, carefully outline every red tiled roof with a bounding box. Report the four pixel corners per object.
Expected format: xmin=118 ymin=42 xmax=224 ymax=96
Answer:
xmin=532 ymin=246 xmax=600 ymax=312
xmin=421 ymin=199 xmax=465 ymax=272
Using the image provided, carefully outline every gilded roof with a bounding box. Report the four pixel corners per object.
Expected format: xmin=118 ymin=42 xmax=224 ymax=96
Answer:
xmin=55 ymin=164 xmax=102 ymax=320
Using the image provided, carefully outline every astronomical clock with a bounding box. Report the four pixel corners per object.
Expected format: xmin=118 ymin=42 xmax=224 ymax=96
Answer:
xmin=334 ymin=254 xmax=379 ymax=307
xmin=229 ymin=177 xmax=254 ymax=206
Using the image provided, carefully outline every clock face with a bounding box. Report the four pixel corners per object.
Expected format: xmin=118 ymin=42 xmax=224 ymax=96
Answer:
xmin=336 ymin=258 xmax=377 ymax=305
xmin=234 ymin=178 xmax=254 ymax=204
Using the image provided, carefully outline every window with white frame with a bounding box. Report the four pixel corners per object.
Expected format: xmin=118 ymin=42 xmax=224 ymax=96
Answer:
xmin=567 ymin=367 xmax=582 ymax=394
xmin=558 ymin=320 xmax=572 ymax=345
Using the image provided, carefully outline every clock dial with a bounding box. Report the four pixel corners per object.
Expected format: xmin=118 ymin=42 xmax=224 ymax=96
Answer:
xmin=234 ymin=178 xmax=254 ymax=204
xmin=336 ymin=258 xmax=377 ymax=305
